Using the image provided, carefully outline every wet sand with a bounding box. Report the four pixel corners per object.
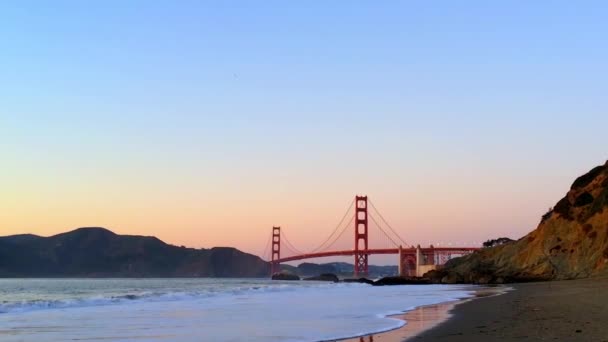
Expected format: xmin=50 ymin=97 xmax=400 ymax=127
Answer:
xmin=338 ymin=287 xmax=499 ymax=342
xmin=339 ymin=277 xmax=608 ymax=342
xmin=339 ymin=300 xmax=460 ymax=342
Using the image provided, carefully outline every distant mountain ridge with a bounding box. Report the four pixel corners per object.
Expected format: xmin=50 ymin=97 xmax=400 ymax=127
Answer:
xmin=0 ymin=227 xmax=269 ymax=277
xmin=281 ymin=262 xmax=397 ymax=278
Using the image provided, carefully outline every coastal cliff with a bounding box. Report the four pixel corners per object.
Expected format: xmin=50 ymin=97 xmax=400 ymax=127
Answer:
xmin=0 ymin=227 xmax=269 ymax=277
xmin=430 ymin=161 xmax=608 ymax=283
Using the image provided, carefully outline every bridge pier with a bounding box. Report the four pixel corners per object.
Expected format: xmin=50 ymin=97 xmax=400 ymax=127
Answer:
xmin=416 ymin=244 xmax=421 ymax=275
xmin=417 ymin=245 xmax=439 ymax=277
xmin=270 ymin=226 xmax=281 ymax=276
xmin=398 ymin=245 xmax=416 ymax=277
xmin=354 ymin=196 xmax=369 ymax=277
xmin=398 ymin=245 xmax=403 ymax=276
xmin=398 ymin=245 xmax=439 ymax=277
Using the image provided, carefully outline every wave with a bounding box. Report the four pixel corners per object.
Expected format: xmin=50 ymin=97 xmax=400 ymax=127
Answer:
xmin=0 ymin=281 xmax=478 ymax=342
xmin=0 ymin=281 xmax=365 ymax=314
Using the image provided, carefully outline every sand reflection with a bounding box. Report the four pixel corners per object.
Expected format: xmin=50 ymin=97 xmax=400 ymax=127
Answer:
xmin=340 ymin=301 xmax=456 ymax=342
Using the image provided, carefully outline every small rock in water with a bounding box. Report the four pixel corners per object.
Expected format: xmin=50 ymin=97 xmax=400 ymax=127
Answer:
xmin=373 ymin=276 xmax=432 ymax=286
xmin=271 ymin=272 xmax=300 ymax=281
xmin=303 ymin=273 xmax=339 ymax=282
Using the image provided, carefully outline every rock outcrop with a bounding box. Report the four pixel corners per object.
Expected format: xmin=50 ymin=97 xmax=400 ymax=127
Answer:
xmin=373 ymin=276 xmax=432 ymax=285
xmin=271 ymin=272 xmax=300 ymax=281
xmin=303 ymin=273 xmax=339 ymax=282
xmin=342 ymin=278 xmax=376 ymax=285
xmin=429 ymin=161 xmax=608 ymax=284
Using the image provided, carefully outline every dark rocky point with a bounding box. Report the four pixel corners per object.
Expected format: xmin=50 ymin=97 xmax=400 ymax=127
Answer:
xmin=303 ymin=273 xmax=339 ymax=282
xmin=342 ymin=277 xmax=375 ymax=285
xmin=373 ymin=276 xmax=432 ymax=286
xmin=271 ymin=272 xmax=300 ymax=281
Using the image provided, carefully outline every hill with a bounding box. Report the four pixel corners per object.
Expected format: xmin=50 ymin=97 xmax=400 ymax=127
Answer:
xmin=0 ymin=227 xmax=269 ymax=277
xmin=281 ymin=262 xmax=397 ymax=278
xmin=430 ymin=161 xmax=608 ymax=284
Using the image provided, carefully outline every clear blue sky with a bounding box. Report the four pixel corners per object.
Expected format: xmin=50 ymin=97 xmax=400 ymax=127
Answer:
xmin=1 ymin=1 xmax=607 ymax=257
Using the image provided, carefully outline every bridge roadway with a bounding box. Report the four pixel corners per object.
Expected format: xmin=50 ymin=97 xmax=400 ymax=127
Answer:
xmin=274 ymin=247 xmax=480 ymax=263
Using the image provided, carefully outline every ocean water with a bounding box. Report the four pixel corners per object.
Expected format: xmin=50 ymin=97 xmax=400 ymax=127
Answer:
xmin=0 ymin=278 xmax=474 ymax=341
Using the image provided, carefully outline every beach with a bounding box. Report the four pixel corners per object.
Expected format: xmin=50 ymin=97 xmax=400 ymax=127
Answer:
xmin=415 ymin=277 xmax=608 ymax=341
xmin=348 ymin=277 xmax=608 ymax=342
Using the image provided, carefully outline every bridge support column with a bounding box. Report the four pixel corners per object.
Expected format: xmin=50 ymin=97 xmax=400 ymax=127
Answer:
xmin=354 ymin=195 xmax=369 ymax=277
xmin=270 ymin=226 xmax=280 ymax=276
xmin=398 ymin=245 xmax=404 ymax=276
xmin=415 ymin=245 xmax=421 ymax=277
xmin=398 ymin=246 xmax=416 ymax=277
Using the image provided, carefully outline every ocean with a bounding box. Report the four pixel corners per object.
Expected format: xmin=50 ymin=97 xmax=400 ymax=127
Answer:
xmin=0 ymin=278 xmax=474 ymax=341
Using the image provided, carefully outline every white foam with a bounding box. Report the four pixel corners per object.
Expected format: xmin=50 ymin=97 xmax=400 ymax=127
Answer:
xmin=0 ymin=281 xmax=342 ymax=313
xmin=0 ymin=280 xmax=475 ymax=341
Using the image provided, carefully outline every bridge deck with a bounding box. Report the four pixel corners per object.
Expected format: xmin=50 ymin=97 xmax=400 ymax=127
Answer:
xmin=274 ymin=247 xmax=479 ymax=263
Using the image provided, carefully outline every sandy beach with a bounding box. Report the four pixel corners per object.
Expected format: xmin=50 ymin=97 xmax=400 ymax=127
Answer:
xmin=341 ymin=277 xmax=608 ymax=342
xmin=415 ymin=277 xmax=608 ymax=341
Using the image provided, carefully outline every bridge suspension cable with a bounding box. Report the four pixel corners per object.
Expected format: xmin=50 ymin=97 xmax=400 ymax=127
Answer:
xmin=279 ymin=229 xmax=306 ymax=256
xmin=369 ymin=212 xmax=400 ymax=247
xmin=308 ymin=198 xmax=356 ymax=253
xmin=313 ymin=214 xmax=354 ymax=252
xmin=261 ymin=231 xmax=272 ymax=261
xmin=368 ymin=199 xmax=409 ymax=247
xmin=277 ymin=198 xmax=356 ymax=256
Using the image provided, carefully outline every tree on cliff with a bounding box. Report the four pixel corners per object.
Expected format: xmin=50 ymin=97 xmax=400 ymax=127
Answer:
xmin=482 ymin=237 xmax=514 ymax=248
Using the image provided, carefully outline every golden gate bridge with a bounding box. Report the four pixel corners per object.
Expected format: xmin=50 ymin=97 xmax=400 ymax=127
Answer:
xmin=261 ymin=196 xmax=480 ymax=277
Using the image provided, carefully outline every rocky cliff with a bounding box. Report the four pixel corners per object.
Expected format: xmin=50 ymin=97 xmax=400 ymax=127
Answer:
xmin=430 ymin=161 xmax=608 ymax=284
xmin=0 ymin=227 xmax=269 ymax=277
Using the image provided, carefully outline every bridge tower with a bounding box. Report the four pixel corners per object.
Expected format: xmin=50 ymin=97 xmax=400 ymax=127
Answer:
xmin=270 ymin=226 xmax=280 ymax=275
xmin=354 ymin=195 xmax=369 ymax=277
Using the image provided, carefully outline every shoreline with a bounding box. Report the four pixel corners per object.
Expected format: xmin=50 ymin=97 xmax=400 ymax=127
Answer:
xmin=337 ymin=286 xmax=506 ymax=342
xmin=338 ymin=300 xmax=459 ymax=342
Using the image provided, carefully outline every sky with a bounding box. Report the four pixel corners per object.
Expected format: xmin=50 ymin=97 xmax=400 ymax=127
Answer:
xmin=1 ymin=1 xmax=607 ymax=262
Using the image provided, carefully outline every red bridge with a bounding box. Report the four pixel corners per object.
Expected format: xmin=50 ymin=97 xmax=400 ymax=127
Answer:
xmin=262 ymin=196 xmax=479 ymax=277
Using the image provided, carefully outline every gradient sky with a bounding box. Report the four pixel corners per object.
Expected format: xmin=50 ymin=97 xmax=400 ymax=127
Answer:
xmin=1 ymin=1 xmax=607 ymax=262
